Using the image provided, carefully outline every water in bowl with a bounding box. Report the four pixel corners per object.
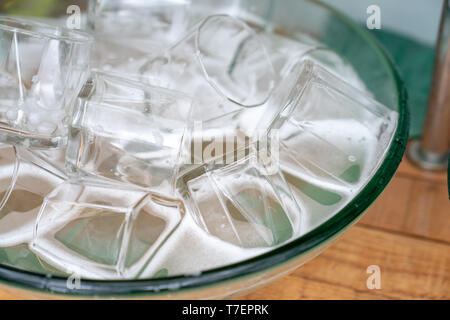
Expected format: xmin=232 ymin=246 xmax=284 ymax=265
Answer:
xmin=0 ymin=8 xmax=398 ymax=280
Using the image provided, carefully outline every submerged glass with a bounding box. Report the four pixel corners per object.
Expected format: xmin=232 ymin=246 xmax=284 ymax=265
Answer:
xmin=177 ymin=147 xmax=301 ymax=248
xmin=87 ymin=0 xmax=192 ymax=79
xmin=140 ymin=14 xmax=277 ymax=110
xmin=0 ymin=17 xmax=92 ymax=149
xmin=31 ymin=182 xmax=184 ymax=279
xmin=0 ymin=0 xmax=408 ymax=299
xmin=270 ymin=60 xmax=398 ymax=191
xmin=66 ymin=71 xmax=193 ymax=194
xmin=88 ymin=0 xmax=191 ymax=48
xmin=0 ymin=144 xmax=65 ymax=247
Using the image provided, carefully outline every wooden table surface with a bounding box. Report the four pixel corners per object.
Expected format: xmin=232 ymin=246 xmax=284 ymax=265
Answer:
xmin=0 ymin=147 xmax=449 ymax=300
xmin=241 ymin=150 xmax=450 ymax=299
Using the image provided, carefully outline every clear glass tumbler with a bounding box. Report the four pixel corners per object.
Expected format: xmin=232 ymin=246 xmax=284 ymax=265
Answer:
xmin=31 ymin=181 xmax=184 ymax=279
xmin=66 ymin=71 xmax=193 ymax=195
xmin=177 ymin=146 xmax=301 ymax=249
xmin=140 ymin=14 xmax=278 ymax=110
xmin=0 ymin=144 xmax=65 ymax=247
xmin=88 ymin=0 xmax=191 ymax=48
xmin=270 ymin=60 xmax=398 ymax=188
xmin=0 ymin=17 xmax=93 ymax=149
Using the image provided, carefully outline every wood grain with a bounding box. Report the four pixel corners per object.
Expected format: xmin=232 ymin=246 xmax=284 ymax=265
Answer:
xmin=359 ymin=172 xmax=450 ymax=243
xmin=396 ymin=156 xmax=448 ymax=183
xmin=0 ymin=289 xmax=20 ymax=300
xmin=242 ymin=225 xmax=450 ymax=300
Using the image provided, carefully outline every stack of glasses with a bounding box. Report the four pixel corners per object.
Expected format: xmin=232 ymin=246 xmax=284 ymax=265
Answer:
xmin=0 ymin=3 xmax=398 ymax=279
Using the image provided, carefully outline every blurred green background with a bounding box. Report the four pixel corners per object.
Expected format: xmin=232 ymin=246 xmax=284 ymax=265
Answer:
xmin=0 ymin=0 xmax=87 ymax=16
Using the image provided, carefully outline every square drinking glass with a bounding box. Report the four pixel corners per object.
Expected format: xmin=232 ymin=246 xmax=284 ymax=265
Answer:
xmin=31 ymin=182 xmax=184 ymax=279
xmin=140 ymin=14 xmax=277 ymax=111
xmin=88 ymin=0 xmax=191 ymax=49
xmin=0 ymin=144 xmax=65 ymax=247
xmin=66 ymin=71 xmax=193 ymax=195
xmin=177 ymin=147 xmax=301 ymax=249
xmin=0 ymin=17 xmax=93 ymax=149
xmin=270 ymin=60 xmax=398 ymax=188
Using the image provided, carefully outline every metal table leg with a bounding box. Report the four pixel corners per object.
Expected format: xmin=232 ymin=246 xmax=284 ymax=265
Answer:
xmin=407 ymin=0 xmax=450 ymax=171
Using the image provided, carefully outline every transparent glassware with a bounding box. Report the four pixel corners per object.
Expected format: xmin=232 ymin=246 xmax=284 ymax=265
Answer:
xmin=0 ymin=144 xmax=65 ymax=247
xmin=270 ymin=60 xmax=398 ymax=189
xmin=31 ymin=182 xmax=184 ymax=279
xmin=279 ymin=46 xmax=369 ymax=93
xmin=177 ymin=146 xmax=301 ymax=249
xmin=0 ymin=0 xmax=409 ymax=300
xmin=66 ymin=71 xmax=193 ymax=194
xmin=0 ymin=17 xmax=93 ymax=149
xmin=140 ymin=14 xmax=278 ymax=110
xmin=89 ymin=39 xmax=159 ymax=81
xmin=182 ymin=48 xmax=321 ymax=156
xmin=88 ymin=0 xmax=191 ymax=49
xmin=27 ymin=148 xmax=67 ymax=177
xmin=259 ymin=31 xmax=319 ymax=81
xmin=302 ymin=48 xmax=368 ymax=91
xmin=87 ymin=0 xmax=191 ymax=81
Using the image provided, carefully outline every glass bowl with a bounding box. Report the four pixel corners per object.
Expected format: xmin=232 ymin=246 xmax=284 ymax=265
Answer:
xmin=0 ymin=0 xmax=409 ymax=299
